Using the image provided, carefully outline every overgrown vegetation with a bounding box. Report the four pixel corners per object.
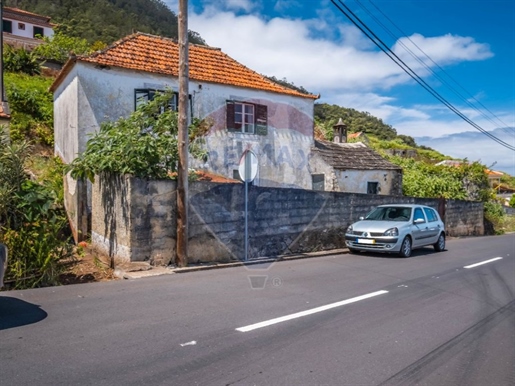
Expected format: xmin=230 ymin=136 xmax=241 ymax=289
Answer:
xmin=5 ymin=0 xmax=205 ymax=45
xmin=5 ymin=72 xmax=54 ymax=145
xmin=33 ymin=32 xmax=105 ymax=63
xmin=68 ymin=90 xmax=210 ymax=182
xmin=3 ymin=45 xmax=41 ymax=75
xmin=0 ymin=133 xmax=73 ymax=289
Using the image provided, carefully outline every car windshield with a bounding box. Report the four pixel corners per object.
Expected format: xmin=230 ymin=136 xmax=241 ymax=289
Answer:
xmin=365 ymin=207 xmax=412 ymax=221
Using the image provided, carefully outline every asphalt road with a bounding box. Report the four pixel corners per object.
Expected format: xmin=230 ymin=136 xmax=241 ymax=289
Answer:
xmin=1 ymin=234 xmax=514 ymax=386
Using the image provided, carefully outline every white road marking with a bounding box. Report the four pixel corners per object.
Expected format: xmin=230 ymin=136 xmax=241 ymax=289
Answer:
xmin=180 ymin=341 xmax=197 ymax=347
xmin=236 ymin=290 xmax=389 ymax=332
xmin=464 ymin=257 xmax=503 ymax=269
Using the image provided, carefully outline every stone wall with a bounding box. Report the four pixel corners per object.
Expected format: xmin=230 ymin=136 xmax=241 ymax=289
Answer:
xmin=91 ymin=176 xmax=485 ymax=265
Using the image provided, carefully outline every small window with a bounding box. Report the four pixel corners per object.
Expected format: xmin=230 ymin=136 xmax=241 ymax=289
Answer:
xmin=367 ymin=182 xmax=378 ymax=194
xmin=227 ymin=101 xmax=268 ymax=135
xmin=33 ymin=26 xmax=44 ymax=38
xmin=312 ymin=174 xmax=325 ymax=191
xmin=18 ymin=23 xmax=25 ymax=30
xmin=135 ymin=89 xmax=178 ymax=111
xmin=423 ymin=207 xmax=437 ymax=222
xmin=414 ymin=208 xmax=426 ymax=223
xmin=3 ymin=20 xmax=12 ymax=33
xmin=233 ymin=169 xmax=240 ymax=181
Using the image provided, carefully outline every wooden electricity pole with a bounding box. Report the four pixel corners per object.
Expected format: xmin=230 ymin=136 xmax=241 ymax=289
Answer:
xmin=176 ymin=0 xmax=189 ymax=267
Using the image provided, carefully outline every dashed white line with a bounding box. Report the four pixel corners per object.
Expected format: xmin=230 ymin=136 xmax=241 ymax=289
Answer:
xmin=235 ymin=290 xmax=389 ymax=332
xmin=464 ymin=257 xmax=503 ymax=269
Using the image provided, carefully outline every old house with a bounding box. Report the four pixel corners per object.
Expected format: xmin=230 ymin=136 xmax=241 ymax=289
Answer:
xmin=309 ymin=120 xmax=403 ymax=195
xmin=2 ymin=7 xmax=55 ymax=50
xmin=50 ymin=32 xmax=319 ymax=241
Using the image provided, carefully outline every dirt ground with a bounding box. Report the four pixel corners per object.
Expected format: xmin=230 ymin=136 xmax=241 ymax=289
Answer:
xmin=59 ymin=247 xmax=118 ymax=285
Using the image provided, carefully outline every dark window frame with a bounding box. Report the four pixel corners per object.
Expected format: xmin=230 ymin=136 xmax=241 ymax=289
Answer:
xmin=134 ymin=89 xmax=193 ymax=117
xmin=33 ymin=26 xmax=44 ymax=38
xmin=312 ymin=174 xmax=325 ymax=191
xmin=3 ymin=20 xmax=12 ymax=33
xmin=367 ymin=181 xmax=379 ymax=194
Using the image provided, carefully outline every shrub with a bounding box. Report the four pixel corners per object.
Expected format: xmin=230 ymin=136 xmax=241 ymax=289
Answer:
xmin=69 ymin=89 xmax=209 ymax=181
xmin=3 ymin=45 xmax=41 ymax=75
xmin=0 ymin=135 xmax=72 ymax=290
xmin=484 ymin=201 xmax=505 ymax=235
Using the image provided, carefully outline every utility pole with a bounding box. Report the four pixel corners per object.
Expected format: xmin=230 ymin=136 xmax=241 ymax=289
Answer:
xmin=176 ymin=0 xmax=189 ymax=267
xmin=1 ymin=0 xmax=4 ymax=102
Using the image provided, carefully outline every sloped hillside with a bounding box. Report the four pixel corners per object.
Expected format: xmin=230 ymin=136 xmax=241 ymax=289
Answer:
xmin=4 ymin=0 xmax=205 ymax=45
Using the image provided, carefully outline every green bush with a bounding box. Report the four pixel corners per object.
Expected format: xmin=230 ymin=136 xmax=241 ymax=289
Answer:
xmin=0 ymin=134 xmax=72 ymax=290
xmin=5 ymin=72 xmax=54 ymax=144
xmin=484 ymin=201 xmax=505 ymax=235
xmin=69 ymin=89 xmax=209 ymax=181
xmin=3 ymin=45 xmax=41 ymax=75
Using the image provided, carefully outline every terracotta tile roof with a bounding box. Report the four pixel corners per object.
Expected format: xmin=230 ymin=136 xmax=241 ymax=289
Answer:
xmin=486 ymin=169 xmax=504 ymax=177
xmin=50 ymin=32 xmax=318 ymax=99
xmin=313 ymin=140 xmax=402 ymax=170
xmin=347 ymin=132 xmax=363 ymax=139
xmin=3 ymin=7 xmax=55 ymax=27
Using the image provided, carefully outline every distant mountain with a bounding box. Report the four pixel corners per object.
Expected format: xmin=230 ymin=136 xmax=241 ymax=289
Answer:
xmin=415 ymin=127 xmax=515 ymax=176
xmin=4 ymin=0 xmax=205 ymax=45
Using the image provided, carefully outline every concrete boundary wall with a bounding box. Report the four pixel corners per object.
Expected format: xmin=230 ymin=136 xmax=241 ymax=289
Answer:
xmin=91 ymin=176 xmax=484 ymax=265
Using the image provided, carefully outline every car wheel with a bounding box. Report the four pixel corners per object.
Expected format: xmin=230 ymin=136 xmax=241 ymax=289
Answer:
xmin=434 ymin=233 xmax=445 ymax=252
xmin=348 ymin=248 xmax=359 ymax=254
xmin=398 ymin=236 xmax=412 ymax=258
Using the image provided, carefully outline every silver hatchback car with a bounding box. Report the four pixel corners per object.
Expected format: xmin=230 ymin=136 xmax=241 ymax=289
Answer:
xmin=345 ymin=204 xmax=446 ymax=257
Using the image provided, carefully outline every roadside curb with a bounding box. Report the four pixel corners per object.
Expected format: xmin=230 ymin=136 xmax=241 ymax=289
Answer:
xmin=119 ymin=248 xmax=349 ymax=280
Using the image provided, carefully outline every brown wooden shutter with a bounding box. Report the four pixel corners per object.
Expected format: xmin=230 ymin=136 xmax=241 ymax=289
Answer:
xmin=226 ymin=101 xmax=235 ymax=131
xmin=255 ymin=104 xmax=268 ymax=136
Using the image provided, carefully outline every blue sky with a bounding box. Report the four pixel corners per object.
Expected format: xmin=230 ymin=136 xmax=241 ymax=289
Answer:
xmin=163 ymin=0 xmax=515 ymax=175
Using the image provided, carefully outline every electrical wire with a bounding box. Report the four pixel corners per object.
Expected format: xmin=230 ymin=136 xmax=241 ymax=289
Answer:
xmin=358 ymin=0 xmax=514 ymax=138
xmin=330 ymin=0 xmax=515 ymax=151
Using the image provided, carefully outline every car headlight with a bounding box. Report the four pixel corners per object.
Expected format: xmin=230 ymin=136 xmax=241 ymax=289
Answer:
xmin=346 ymin=225 xmax=353 ymax=233
xmin=384 ymin=227 xmax=398 ymax=236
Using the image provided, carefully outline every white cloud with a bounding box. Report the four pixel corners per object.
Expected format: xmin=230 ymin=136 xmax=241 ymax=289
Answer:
xmin=393 ymin=34 xmax=493 ymax=68
xmin=184 ymin=5 xmax=512 ymax=173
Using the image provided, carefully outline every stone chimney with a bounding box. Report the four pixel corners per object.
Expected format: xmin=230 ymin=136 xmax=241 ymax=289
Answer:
xmin=333 ymin=118 xmax=347 ymax=143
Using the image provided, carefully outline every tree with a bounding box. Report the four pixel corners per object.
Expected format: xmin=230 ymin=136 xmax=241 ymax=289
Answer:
xmin=68 ymin=89 xmax=209 ymax=182
xmin=33 ymin=32 xmax=98 ymax=63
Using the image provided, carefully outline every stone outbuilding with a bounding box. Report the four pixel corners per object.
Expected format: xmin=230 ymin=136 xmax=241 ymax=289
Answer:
xmin=310 ymin=140 xmax=403 ymax=195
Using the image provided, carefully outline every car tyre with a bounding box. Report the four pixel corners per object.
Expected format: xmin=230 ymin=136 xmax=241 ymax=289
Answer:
xmin=348 ymin=248 xmax=359 ymax=254
xmin=398 ymin=236 xmax=412 ymax=258
xmin=434 ymin=233 xmax=445 ymax=252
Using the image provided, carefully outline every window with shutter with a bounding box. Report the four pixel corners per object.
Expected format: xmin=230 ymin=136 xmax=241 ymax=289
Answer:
xmin=226 ymin=101 xmax=268 ymax=135
xmin=255 ymin=104 xmax=268 ymax=135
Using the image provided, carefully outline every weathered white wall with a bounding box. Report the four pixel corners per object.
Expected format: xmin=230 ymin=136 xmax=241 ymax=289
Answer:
xmin=56 ymin=62 xmax=315 ymax=189
xmin=308 ymin=152 xmax=401 ymax=195
xmin=335 ymin=169 xmax=398 ymax=195
xmin=3 ymin=18 xmax=54 ymax=39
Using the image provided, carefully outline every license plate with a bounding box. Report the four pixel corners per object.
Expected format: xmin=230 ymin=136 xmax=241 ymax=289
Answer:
xmin=357 ymin=238 xmax=375 ymax=244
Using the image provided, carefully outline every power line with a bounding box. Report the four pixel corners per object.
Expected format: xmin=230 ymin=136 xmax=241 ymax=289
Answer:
xmin=358 ymin=0 xmax=514 ymax=139
xmin=330 ymin=0 xmax=515 ymax=151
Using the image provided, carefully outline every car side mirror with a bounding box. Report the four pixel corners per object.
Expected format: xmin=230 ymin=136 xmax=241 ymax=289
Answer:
xmin=359 ymin=216 xmax=364 ymax=220
xmin=414 ymin=218 xmax=424 ymax=224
